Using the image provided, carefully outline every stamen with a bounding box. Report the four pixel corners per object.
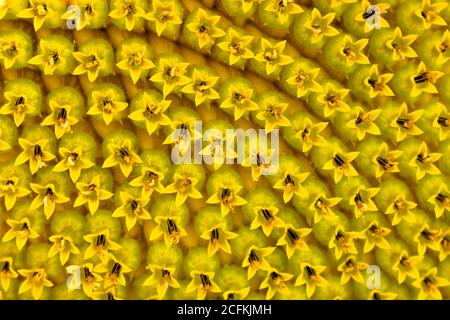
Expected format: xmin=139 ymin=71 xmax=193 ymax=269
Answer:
xmin=260 ymin=209 xmax=274 ymax=222
xmin=34 ymin=144 xmax=43 ymax=159
xmin=416 ymin=153 xmax=432 ymax=164
xmin=84 ymin=266 xmax=93 ymax=280
xmin=49 ymin=51 xmax=59 ymax=65
xmin=57 ymin=108 xmax=67 ymax=121
xmin=414 ymin=72 xmax=428 ymax=83
xmin=199 ymin=25 xmax=208 ymax=34
xmin=333 ymin=154 xmax=345 ymax=167
xmin=130 ymin=200 xmax=139 ymax=212
xmin=200 ymin=274 xmax=211 ymax=288
xmin=335 ymin=230 xmax=345 ymax=241
xmin=119 ymin=148 xmax=130 ymax=159
xmin=305 ymin=265 xmax=316 ymax=278
xmin=396 ymin=118 xmax=413 ymax=129
xmin=162 ymin=269 xmax=171 ymax=280
xmin=284 ymin=174 xmax=295 ymax=186
xmin=211 ymin=228 xmax=219 ymax=242
xmin=437 ymin=117 xmax=449 ymax=127
xmin=2 ymin=261 xmax=10 ymax=272
xmin=436 ymin=193 xmax=449 ymax=205
xmin=376 ymin=156 xmax=394 ymax=170
xmin=96 ymin=234 xmax=106 ymax=247
xmin=248 ymin=250 xmax=259 ymax=264
xmin=362 ymin=10 xmax=375 ymax=19
xmin=287 ymin=228 xmax=299 ymax=244
xmin=221 ymin=188 xmax=231 ymax=203
xmin=111 ymin=262 xmax=122 ymax=276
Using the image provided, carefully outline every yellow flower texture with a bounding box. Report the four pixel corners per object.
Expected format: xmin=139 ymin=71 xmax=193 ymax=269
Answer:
xmin=0 ymin=0 xmax=449 ymax=302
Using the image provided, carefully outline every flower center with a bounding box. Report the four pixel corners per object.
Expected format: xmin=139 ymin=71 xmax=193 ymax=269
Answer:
xmin=420 ymin=229 xmax=440 ymax=242
xmin=355 ymin=112 xmax=370 ymax=125
xmin=84 ymin=266 xmax=94 ymax=281
xmin=311 ymin=23 xmax=322 ymax=35
xmin=111 ymin=263 xmax=122 ymax=278
xmin=437 ymin=116 xmax=449 ymax=127
xmin=396 ymin=118 xmax=413 ymax=129
xmin=344 ymin=258 xmax=356 ymax=272
xmin=2 ymin=41 xmax=17 ymax=58
xmin=248 ymin=249 xmax=261 ymax=267
xmin=118 ymin=148 xmax=135 ymax=164
xmin=368 ymin=78 xmax=384 ymax=91
xmin=232 ymin=91 xmax=246 ymax=104
xmin=33 ymin=144 xmax=43 ymax=160
xmin=230 ymin=41 xmax=241 ymax=54
xmin=15 ymin=96 xmax=25 ymax=114
xmin=376 ymin=156 xmax=395 ymax=171
xmin=301 ymin=128 xmax=311 ymax=143
xmin=259 ymin=209 xmax=275 ymax=226
xmin=416 ymin=152 xmax=433 ymax=164
xmin=343 ymin=47 xmax=355 ymax=61
xmin=295 ymin=71 xmax=307 ymax=85
xmin=43 ymin=187 xmax=54 ymax=206
xmin=58 ymin=237 xmax=67 ymax=250
xmin=333 ymin=154 xmax=347 ymax=169
xmin=264 ymin=49 xmax=278 ymax=62
xmin=161 ymin=269 xmax=171 ymax=284
xmin=362 ymin=9 xmax=375 ymax=19
xmin=129 ymin=51 xmax=144 ymax=66
xmin=266 ymin=105 xmax=281 ymax=118
xmin=86 ymin=55 xmax=99 ymax=69
xmin=270 ymin=272 xmax=284 ymax=288
xmin=305 ymin=265 xmax=320 ymax=283
xmin=32 ymin=271 xmax=44 ymax=284
xmin=195 ymin=80 xmax=209 ymax=94
xmin=122 ymin=3 xmax=135 ymax=16
xmin=159 ymin=10 xmax=172 ymax=22
xmin=414 ymin=72 xmax=429 ymax=83
xmin=96 ymin=234 xmax=106 ymax=248
xmin=130 ymin=200 xmax=142 ymax=216
xmin=210 ymin=228 xmax=220 ymax=248
xmin=326 ymin=94 xmax=338 ymax=105
xmin=57 ymin=107 xmax=68 ymax=125
xmin=284 ymin=174 xmax=295 ymax=186
xmin=314 ymin=198 xmax=329 ymax=215
xmin=145 ymin=171 xmax=159 ymax=186
xmin=48 ymin=51 xmax=59 ymax=66
xmin=394 ymin=199 xmax=405 ymax=210
xmin=36 ymin=3 xmax=48 ymax=16
xmin=165 ymin=67 xmax=178 ymax=80
xmin=369 ymin=224 xmax=386 ymax=236
xmin=68 ymin=152 xmax=79 ymax=166
xmin=198 ymin=24 xmax=208 ymax=35
xmin=436 ymin=193 xmax=449 ymax=208
xmin=256 ymin=153 xmax=271 ymax=168
xmin=354 ymin=193 xmax=368 ymax=213
xmin=144 ymin=105 xmax=159 ymax=118
xmin=221 ymin=188 xmax=232 ymax=205
xmin=167 ymin=219 xmax=180 ymax=244
xmin=287 ymin=228 xmax=301 ymax=246
xmin=400 ymin=255 xmax=411 ymax=267
xmin=2 ymin=261 xmax=10 ymax=273
xmin=199 ymin=274 xmax=211 ymax=292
